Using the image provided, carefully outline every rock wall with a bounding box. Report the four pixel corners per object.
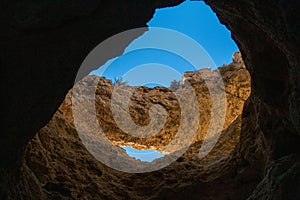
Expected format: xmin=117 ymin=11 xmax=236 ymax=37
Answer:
xmin=1 ymin=0 xmax=182 ymax=169
xmin=1 ymin=0 xmax=300 ymax=199
xmin=204 ymin=0 xmax=300 ymax=199
xmin=21 ymin=61 xmax=254 ymax=199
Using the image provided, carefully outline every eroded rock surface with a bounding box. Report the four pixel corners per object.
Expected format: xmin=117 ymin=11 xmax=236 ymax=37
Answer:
xmin=14 ymin=56 xmax=256 ymax=200
xmin=204 ymin=1 xmax=300 ymax=199
xmin=2 ymin=0 xmax=300 ymax=199
xmin=1 ymin=0 xmax=182 ymax=169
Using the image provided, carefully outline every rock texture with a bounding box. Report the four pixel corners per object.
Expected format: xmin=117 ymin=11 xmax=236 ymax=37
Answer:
xmin=19 ymin=60 xmax=254 ymax=199
xmin=86 ymin=64 xmax=249 ymax=151
xmin=204 ymin=1 xmax=300 ymax=199
xmin=1 ymin=0 xmax=182 ymax=169
xmin=1 ymin=0 xmax=300 ymax=199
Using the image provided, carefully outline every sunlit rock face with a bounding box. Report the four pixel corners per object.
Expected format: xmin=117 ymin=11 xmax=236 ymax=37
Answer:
xmin=9 ymin=55 xmax=255 ymax=199
xmin=232 ymin=51 xmax=245 ymax=68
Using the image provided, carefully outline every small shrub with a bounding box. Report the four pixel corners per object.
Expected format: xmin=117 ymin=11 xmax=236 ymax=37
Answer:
xmin=113 ymin=77 xmax=128 ymax=86
xmin=170 ymin=80 xmax=180 ymax=91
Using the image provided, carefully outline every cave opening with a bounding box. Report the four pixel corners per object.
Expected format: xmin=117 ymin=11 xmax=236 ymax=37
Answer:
xmin=90 ymin=0 xmax=238 ymax=84
xmin=121 ymin=146 xmax=164 ymax=162
xmin=86 ymin=0 xmax=245 ymax=163
xmin=3 ymin=0 xmax=299 ymax=199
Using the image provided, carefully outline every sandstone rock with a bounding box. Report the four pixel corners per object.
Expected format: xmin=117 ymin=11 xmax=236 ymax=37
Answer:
xmin=2 ymin=0 xmax=300 ymax=199
xmin=17 ymin=56 xmax=256 ymax=199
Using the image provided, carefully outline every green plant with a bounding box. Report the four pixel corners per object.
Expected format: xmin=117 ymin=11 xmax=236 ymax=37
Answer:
xmin=170 ymin=79 xmax=180 ymax=91
xmin=113 ymin=77 xmax=128 ymax=86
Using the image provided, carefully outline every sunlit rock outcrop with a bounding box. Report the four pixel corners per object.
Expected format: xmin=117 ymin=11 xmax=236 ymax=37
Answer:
xmin=17 ymin=54 xmax=254 ymax=199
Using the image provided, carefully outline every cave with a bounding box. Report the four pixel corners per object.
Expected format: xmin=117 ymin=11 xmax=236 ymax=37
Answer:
xmin=1 ymin=0 xmax=300 ymax=199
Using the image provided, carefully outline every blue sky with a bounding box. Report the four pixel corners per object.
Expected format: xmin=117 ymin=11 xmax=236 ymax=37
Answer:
xmin=121 ymin=146 xmax=164 ymax=162
xmin=147 ymin=0 xmax=237 ymax=66
xmin=90 ymin=0 xmax=238 ymax=161
xmin=90 ymin=0 xmax=238 ymax=87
